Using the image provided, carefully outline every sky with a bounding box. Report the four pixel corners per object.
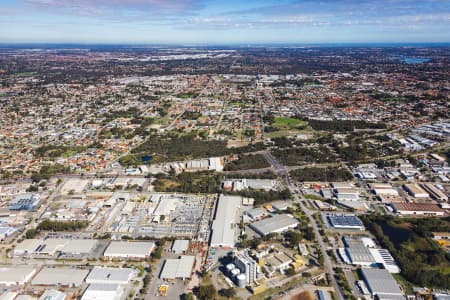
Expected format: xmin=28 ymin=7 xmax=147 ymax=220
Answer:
xmin=0 ymin=0 xmax=449 ymax=44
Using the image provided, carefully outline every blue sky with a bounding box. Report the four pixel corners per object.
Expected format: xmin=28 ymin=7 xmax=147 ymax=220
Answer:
xmin=1 ymin=0 xmax=449 ymax=44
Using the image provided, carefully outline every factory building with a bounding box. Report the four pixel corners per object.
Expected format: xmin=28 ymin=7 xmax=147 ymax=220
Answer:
xmin=0 ymin=266 xmax=36 ymax=286
xmin=171 ymin=240 xmax=190 ymax=254
xmin=160 ymin=256 xmax=196 ymax=280
xmin=361 ymin=268 xmax=405 ymax=300
xmin=234 ymin=251 xmax=259 ymax=284
xmin=31 ymin=267 xmax=89 ymax=287
xmin=391 ymin=203 xmax=445 ymax=216
xmin=85 ymin=267 xmax=137 ymax=285
xmin=327 ymin=214 xmax=365 ymax=230
xmin=103 ymin=241 xmax=155 ymax=260
xmin=420 ymin=183 xmax=448 ymax=202
xmin=38 ymin=290 xmax=66 ymax=300
xmin=403 ymin=184 xmax=429 ymax=198
xmin=249 ymin=214 xmax=299 ymax=236
xmin=8 ymin=194 xmax=40 ymax=211
xmin=210 ymin=195 xmax=241 ymax=248
xmin=80 ymin=284 xmax=125 ymax=300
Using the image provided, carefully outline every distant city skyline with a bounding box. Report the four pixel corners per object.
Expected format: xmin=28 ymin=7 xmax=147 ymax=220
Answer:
xmin=1 ymin=0 xmax=450 ymax=43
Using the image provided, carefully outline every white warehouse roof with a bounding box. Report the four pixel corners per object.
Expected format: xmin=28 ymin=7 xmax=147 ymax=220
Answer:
xmin=80 ymin=284 xmax=125 ymax=300
xmin=86 ymin=267 xmax=137 ymax=285
xmin=171 ymin=240 xmax=190 ymax=253
xmin=31 ymin=267 xmax=89 ymax=287
xmin=210 ymin=195 xmax=241 ymax=248
xmin=0 ymin=266 xmax=36 ymax=286
xmin=249 ymin=214 xmax=299 ymax=236
xmin=160 ymin=256 xmax=195 ymax=280
xmin=104 ymin=241 xmax=155 ymax=259
xmin=361 ymin=268 xmax=404 ymax=300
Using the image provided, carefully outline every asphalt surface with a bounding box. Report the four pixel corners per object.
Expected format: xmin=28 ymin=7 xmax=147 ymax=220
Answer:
xmin=263 ymin=150 xmax=345 ymax=300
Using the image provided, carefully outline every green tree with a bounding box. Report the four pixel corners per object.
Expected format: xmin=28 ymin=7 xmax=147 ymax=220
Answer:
xmin=197 ymin=284 xmax=217 ymax=300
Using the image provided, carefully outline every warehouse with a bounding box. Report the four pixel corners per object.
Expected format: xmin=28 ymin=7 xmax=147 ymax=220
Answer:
xmin=210 ymin=195 xmax=241 ymax=248
xmin=331 ymin=182 xmax=353 ymax=189
xmin=80 ymin=284 xmax=125 ymax=300
xmin=171 ymin=240 xmax=189 ymax=254
xmin=60 ymin=239 xmax=99 ymax=258
xmin=8 ymin=194 xmax=40 ymax=211
xmin=327 ymin=214 xmax=365 ymax=230
xmin=13 ymin=239 xmax=98 ymax=258
xmin=421 ymin=183 xmax=448 ymax=202
xmin=244 ymin=208 xmax=268 ymax=221
xmin=0 ymin=266 xmax=36 ymax=286
xmin=103 ymin=241 xmax=155 ymax=259
xmin=368 ymin=183 xmax=399 ymax=197
xmin=361 ymin=268 xmax=404 ymax=300
xmin=38 ymin=290 xmax=66 ymax=300
xmin=345 ymin=245 xmax=375 ymax=266
xmin=403 ymin=184 xmax=429 ymax=198
xmin=160 ymin=256 xmax=195 ymax=280
xmin=391 ymin=203 xmax=445 ymax=216
xmin=85 ymin=267 xmax=137 ymax=285
xmin=31 ymin=267 xmax=89 ymax=287
xmin=333 ymin=188 xmax=360 ymax=201
xmin=249 ymin=214 xmax=299 ymax=236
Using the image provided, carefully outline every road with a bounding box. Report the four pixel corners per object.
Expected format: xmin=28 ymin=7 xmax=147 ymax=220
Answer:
xmin=263 ymin=151 xmax=345 ymax=300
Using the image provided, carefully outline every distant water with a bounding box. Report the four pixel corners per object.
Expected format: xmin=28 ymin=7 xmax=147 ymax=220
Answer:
xmin=393 ymin=55 xmax=431 ymax=64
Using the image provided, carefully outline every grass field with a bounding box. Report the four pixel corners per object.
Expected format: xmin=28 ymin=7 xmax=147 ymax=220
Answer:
xmin=273 ymin=117 xmax=306 ymax=128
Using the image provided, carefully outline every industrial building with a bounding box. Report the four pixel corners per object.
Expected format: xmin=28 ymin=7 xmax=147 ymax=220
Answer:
xmin=0 ymin=226 xmax=17 ymax=240
xmin=361 ymin=268 xmax=405 ymax=300
xmin=8 ymin=194 xmax=40 ymax=211
xmin=249 ymin=214 xmax=299 ymax=236
xmin=421 ymin=183 xmax=448 ymax=202
xmin=327 ymin=214 xmax=365 ymax=230
xmin=160 ymin=256 xmax=195 ymax=280
xmin=103 ymin=241 xmax=155 ymax=259
xmin=31 ymin=267 xmax=89 ymax=287
xmin=38 ymin=290 xmax=66 ymax=300
xmin=234 ymin=251 xmax=259 ymax=284
xmin=85 ymin=267 xmax=137 ymax=285
xmin=210 ymin=195 xmax=241 ymax=248
xmin=403 ymin=184 xmax=429 ymax=198
xmin=391 ymin=203 xmax=445 ymax=216
xmin=222 ymin=179 xmax=278 ymax=192
xmin=339 ymin=237 xmax=400 ymax=273
xmin=264 ymin=252 xmax=294 ymax=276
xmin=368 ymin=183 xmax=399 ymax=197
xmin=171 ymin=240 xmax=190 ymax=254
xmin=80 ymin=284 xmax=125 ymax=300
xmin=0 ymin=266 xmax=36 ymax=286
xmin=13 ymin=238 xmax=98 ymax=258
xmin=333 ymin=188 xmax=360 ymax=201
xmin=244 ymin=207 xmax=268 ymax=221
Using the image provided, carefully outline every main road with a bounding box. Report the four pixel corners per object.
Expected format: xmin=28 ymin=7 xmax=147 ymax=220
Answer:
xmin=263 ymin=151 xmax=345 ymax=300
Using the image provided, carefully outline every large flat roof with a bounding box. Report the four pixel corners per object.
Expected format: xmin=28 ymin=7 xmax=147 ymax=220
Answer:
xmin=327 ymin=214 xmax=365 ymax=229
xmin=210 ymin=195 xmax=241 ymax=248
xmin=0 ymin=266 xmax=36 ymax=285
xmin=160 ymin=256 xmax=195 ymax=280
xmin=171 ymin=240 xmax=189 ymax=253
xmin=62 ymin=239 xmax=98 ymax=255
xmin=249 ymin=214 xmax=299 ymax=236
xmin=86 ymin=267 xmax=136 ymax=285
xmin=104 ymin=241 xmax=155 ymax=258
xmin=346 ymin=246 xmax=375 ymax=264
xmin=361 ymin=268 xmax=404 ymax=297
xmin=392 ymin=202 xmax=444 ymax=212
xmin=31 ymin=267 xmax=89 ymax=286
